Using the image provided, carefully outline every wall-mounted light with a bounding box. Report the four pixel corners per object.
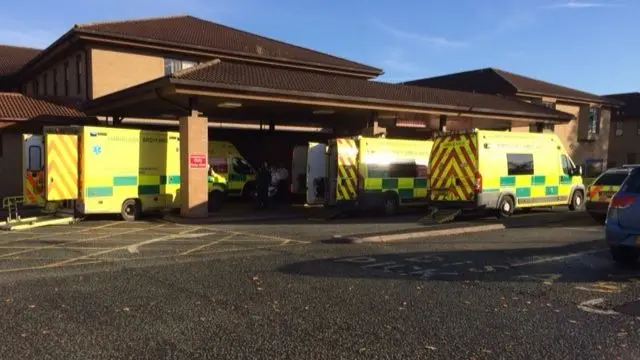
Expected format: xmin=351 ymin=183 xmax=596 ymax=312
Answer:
xmin=217 ymin=102 xmax=242 ymax=108
xmin=312 ymin=109 xmax=335 ymax=115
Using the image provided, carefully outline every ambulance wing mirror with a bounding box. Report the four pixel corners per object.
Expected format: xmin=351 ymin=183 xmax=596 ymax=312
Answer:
xmin=578 ymin=165 xmax=583 ymax=176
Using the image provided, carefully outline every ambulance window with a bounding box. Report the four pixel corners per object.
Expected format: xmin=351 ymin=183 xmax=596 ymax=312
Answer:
xmin=561 ymin=155 xmax=572 ymax=175
xmin=232 ymin=157 xmax=254 ymax=174
xmin=507 ymin=153 xmax=534 ymax=176
xmin=594 ymin=172 xmax=628 ymax=186
xmin=28 ymin=146 xmax=42 ymax=171
xmin=389 ymin=161 xmax=418 ymax=178
xmin=209 ymin=157 xmax=227 ymax=173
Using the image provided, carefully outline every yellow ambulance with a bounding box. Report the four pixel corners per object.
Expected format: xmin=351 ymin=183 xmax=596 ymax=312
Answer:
xmin=303 ymin=136 xmax=433 ymax=215
xmin=22 ymin=126 xmax=242 ymax=221
xmin=585 ymin=165 xmax=640 ymax=224
xmin=428 ymin=129 xmax=585 ymax=217
xmin=208 ymin=141 xmax=256 ymax=200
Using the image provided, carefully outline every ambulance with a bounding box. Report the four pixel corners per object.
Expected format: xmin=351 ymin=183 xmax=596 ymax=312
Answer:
xmin=428 ymin=129 xmax=585 ymax=217
xmin=585 ymin=165 xmax=640 ymax=224
xmin=208 ymin=141 xmax=256 ymax=200
xmin=21 ymin=126 xmax=249 ymax=221
xmin=294 ymin=136 xmax=433 ymax=215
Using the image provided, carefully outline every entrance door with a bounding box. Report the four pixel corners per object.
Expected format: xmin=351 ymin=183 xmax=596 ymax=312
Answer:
xmin=306 ymin=142 xmax=327 ymax=204
xmin=45 ymin=134 xmax=79 ymax=201
xmin=22 ymin=134 xmax=45 ymax=205
xmin=291 ymin=145 xmax=307 ymax=194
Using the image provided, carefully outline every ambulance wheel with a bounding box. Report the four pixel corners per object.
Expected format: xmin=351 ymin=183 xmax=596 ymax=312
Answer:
xmin=208 ymin=190 xmax=225 ymax=212
xmin=242 ymin=181 xmax=256 ymax=201
xmin=497 ymin=196 xmax=514 ymax=218
xmin=121 ymin=199 xmax=141 ymax=222
xmin=383 ymin=192 xmax=400 ymax=216
xmin=569 ymin=190 xmax=584 ymax=211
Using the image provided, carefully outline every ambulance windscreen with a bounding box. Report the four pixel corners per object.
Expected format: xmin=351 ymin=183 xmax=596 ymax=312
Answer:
xmin=593 ymin=172 xmax=629 ymax=186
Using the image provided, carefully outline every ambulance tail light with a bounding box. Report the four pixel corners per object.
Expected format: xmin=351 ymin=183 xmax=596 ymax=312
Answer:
xmin=473 ymin=172 xmax=482 ymax=193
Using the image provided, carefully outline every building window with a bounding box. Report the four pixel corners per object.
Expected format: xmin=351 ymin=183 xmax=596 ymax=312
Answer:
xmin=76 ymin=54 xmax=82 ymax=95
xmin=43 ymin=73 xmax=48 ymax=96
xmin=588 ymin=107 xmax=600 ymax=135
xmin=163 ymin=58 xmax=198 ymax=75
xmin=615 ymin=120 xmax=624 ymax=136
xmin=507 ymin=153 xmax=534 ymax=176
xmin=53 ymin=68 xmax=58 ymax=96
xmin=64 ymin=62 xmax=69 ymax=96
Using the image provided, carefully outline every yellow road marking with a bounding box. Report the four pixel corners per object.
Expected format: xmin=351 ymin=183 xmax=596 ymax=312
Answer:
xmin=47 ymin=227 xmax=201 ymax=267
xmin=0 ymin=224 xmax=164 ymax=259
xmin=180 ymin=233 xmax=236 ymax=255
xmin=212 ymin=228 xmax=303 ymax=244
xmin=0 ymin=221 xmax=123 ymax=246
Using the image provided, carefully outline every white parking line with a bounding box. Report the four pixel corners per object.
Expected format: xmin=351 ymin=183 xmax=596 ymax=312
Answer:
xmin=509 ymin=248 xmax=607 ymax=268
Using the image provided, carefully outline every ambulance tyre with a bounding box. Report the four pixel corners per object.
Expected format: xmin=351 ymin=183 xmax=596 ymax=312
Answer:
xmin=121 ymin=199 xmax=142 ymax=222
xmin=497 ymin=195 xmax=514 ymax=218
xmin=208 ymin=190 xmax=225 ymax=212
xmin=383 ymin=192 xmax=400 ymax=216
xmin=569 ymin=190 xmax=584 ymax=211
xmin=242 ymin=181 xmax=256 ymax=201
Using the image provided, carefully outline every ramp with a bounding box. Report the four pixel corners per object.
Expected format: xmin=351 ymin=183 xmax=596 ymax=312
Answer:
xmin=1 ymin=197 xmax=77 ymax=231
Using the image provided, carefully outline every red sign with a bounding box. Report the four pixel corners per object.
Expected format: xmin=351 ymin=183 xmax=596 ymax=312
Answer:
xmin=189 ymin=153 xmax=207 ymax=168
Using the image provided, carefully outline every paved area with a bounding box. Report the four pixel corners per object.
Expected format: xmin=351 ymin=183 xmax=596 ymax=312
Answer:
xmin=0 ymin=220 xmax=306 ymax=274
xmin=2 ymin=211 xmax=639 ymax=359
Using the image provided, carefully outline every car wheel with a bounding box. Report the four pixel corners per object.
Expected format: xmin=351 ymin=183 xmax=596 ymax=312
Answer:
xmin=121 ymin=199 xmax=141 ymax=222
xmin=569 ymin=190 xmax=584 ymax=211
xmin=610 ymin=246 xmax=639 ymax=266
xmin=208 ymin=191 xmax=226 ymax=212
xmin=383 ymin=193 xmax=400 ymax=216
xmin=497 ymin=196 xmax=514 ymax=218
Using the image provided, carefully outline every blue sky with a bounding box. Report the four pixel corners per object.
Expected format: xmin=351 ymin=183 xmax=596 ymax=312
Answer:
xmin=0 ymin=0 xmax=636 ymax=94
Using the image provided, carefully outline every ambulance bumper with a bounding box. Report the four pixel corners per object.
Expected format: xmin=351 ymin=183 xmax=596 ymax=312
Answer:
xmin=585 ymin=201 xmax=609 ymax=215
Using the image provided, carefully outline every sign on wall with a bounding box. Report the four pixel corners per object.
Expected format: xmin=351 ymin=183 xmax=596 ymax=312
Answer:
xmin=189 ymin=153 xmax=207 ymax=168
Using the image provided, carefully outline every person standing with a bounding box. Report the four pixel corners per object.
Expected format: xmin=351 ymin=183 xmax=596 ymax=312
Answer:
xmin=256 ymin=161 xmax=271 ymax=209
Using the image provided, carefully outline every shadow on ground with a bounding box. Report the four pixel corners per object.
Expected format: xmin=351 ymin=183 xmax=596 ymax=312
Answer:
xmin=280 ymin=240 xmax=640 ymax=284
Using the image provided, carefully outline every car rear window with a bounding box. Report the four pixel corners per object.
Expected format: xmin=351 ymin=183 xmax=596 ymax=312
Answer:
xmin=623 ymin=172 xmax=640 ymax=193
xmin=593 ymin=172 xmax=629 ymax=186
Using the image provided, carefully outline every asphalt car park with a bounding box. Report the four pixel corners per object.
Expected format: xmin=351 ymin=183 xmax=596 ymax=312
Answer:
xmin=2 ymin=209 xmax=639 ymax=359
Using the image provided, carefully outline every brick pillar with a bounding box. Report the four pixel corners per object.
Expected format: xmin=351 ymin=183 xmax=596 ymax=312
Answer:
xmin=179 ymin=110 xmax=209 ymax=218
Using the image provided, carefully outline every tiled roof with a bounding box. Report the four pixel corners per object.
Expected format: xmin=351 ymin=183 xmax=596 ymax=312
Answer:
xmin=405 ymin=68 xmax=614 ymax=104
xmin=166 ymin=60 xmax=573 ymax=121
xmin=74 ymin=15 xmax=382 ymax=76
xmin=0 ymin=45 xmax=41 ymax=76
xmin=606 ymin=92 xmax=640 ymax=119
xmin=0 ymin=92 xmax=85 ymax=120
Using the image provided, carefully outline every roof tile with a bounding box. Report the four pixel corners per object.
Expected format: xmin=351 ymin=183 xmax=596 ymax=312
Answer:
xmin=406 ymin=68 xmax=612 ymax=104
xmin=0 ymin=45 xmax=41 ymax=77
xmin=0 ymin=92 xmax=85 ymax=120
xmin=170 ymin=60 xmax=573 ymax=121
xmin=76 ymin=15 xmax=381 ymax=75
